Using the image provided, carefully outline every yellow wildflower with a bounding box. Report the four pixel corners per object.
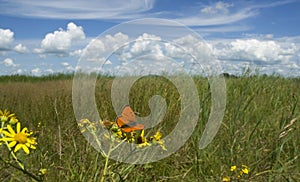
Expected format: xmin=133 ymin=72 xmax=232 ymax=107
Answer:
xmin=241 ymin=165 xmax=249 ymax=174
xmin=150 ymin=130 xmax=166 ymax=150
xmin=222 ymin=176 xmax=231 ymax=182
xmin=0 ymin=122 xmax=37 ymax=154
xmin=230 ymin=165 xmax=237 ymax=171
xmin=150 ymin=130 xmax=162 ymax=141
xmin=9 ymin=116 xmax=19 ymax=125
xmin=38 ymin=168 xmax=47 ymax=175
xmin=0 ymin=109 xmax=15 ymax=123
xmin=136 ymin=130 xmax=151 ymax=148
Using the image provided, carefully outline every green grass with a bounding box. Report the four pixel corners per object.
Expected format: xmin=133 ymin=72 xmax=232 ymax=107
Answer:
xmin=0 ymin=74 xmax=300 ymax=181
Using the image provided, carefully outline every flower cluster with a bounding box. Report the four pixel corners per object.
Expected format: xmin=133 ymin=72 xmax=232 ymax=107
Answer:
xmin=78 ymin=119 xmax=166 ymax=150
xmin=223 ymin=164 xmax=250 ymax=181
xmin=0 ymin=109 xmax=37 ymax=154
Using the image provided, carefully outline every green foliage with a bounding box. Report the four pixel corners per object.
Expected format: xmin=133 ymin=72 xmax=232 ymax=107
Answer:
xmin=0 ymin=74 xmax=300 ymax=181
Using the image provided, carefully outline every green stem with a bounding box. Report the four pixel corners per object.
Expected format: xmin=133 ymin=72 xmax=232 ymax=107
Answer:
xmin=91 ymin=130 xmax=113 ymax=182
xmin=101 ymin=147 xmax=112 ymax=182
xmin=0 ymin=156 xmax=41 ymax=181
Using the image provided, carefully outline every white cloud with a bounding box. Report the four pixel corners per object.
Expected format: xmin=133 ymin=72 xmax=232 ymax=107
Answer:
xmin=15 ymin=69 xmax=24 ymax=74
xmin=2 ymin=58 xmax=18 ymax=67
xmin=0 ymin=0 xmax=295 ymax=38
xmin=0 ymin=28 xmax=14 ymax=50
xmin=61 ymin=62 xmax=70 ymax=66
xmin=91 ymin=32 xmax=300 ymax=76
xmin=85 ymin=32 xmax=129 ymax=62
xmin=4 ymin=30 xmax=297 ymax=76
xmin=201 ymin=2 xmax=233 ymax=14
xmin=173 ymin=1 xmax=294 ymax=27
xmin=214 ymin=38 xmax=297 ymax=62
xmin=195 ymin=25 xmax=251 ymax=33
xmin=14 ymin=44 xmax=28 ymax=53
xmin=60 ymin=62 xmax=75 ymax=71
xmin=175 ymin=8 xmax=258 ymax=26
xmin=90 ymin=33 xmax=217 ymax=75
xmin=70 ymin=49 xmax=83 ymax=57
xmin=35 ymin=22 xmax=85 ymax=55
xmin=45 ymin=69 xmax=54 ymax=74
xmin=31 ymin=68 xmax=41 ymax=75
xmin=129 ymin=33 xmax=163 ymax=59
xmin=0 ymin=0 xmax=154 ymax=19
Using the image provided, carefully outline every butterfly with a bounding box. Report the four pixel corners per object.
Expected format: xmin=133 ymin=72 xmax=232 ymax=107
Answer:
xmin=116 ymin=105 xmax=144 ymax=133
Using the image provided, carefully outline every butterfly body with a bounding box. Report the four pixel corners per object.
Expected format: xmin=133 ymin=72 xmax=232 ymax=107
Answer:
xmin=116 ymin=105 xmax=144 ymax=133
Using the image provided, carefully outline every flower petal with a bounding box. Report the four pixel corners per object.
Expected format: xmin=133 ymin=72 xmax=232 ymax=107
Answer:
xmin=8 ymin=141 xmax=17 ymax=148
xmin=22 ymin=145 xmax=30 ymax=154
xmin=14 ymin=144 xmax=22 ymax=152
xmin=26 ymin=142 xmax=36 ymax=149
xmin=0 ymin=137 xmax=15 ymax=142
xmin=7 ymin=125 xmax=16 ymax=135
xmin=16 ymin=122 xmax=21 ymax=133
xmin=1 ymin=130 xmax=14 ymax=137
xmin=21 ymin=127 xmax=28 ymax=133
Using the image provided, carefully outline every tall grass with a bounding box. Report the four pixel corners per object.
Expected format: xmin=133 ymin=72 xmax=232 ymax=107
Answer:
xmin=0 ymin=74 xmax=299 ymax=181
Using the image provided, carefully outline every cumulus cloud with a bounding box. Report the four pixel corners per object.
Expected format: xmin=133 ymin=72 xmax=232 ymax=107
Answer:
xmin=35 ymin=22 xmax=85 ymax=55
xmin=70 ymin=49 xmax=83 ymax=57
xmin=92 ymin=32 xmax=300 ymax=76
xmin=206 ymin=36 xmax=300 ymax=76
xmin=214 ymin=38 xmax=297 ymax=62
xmin=2 ymin=58 xmax=18 ymax=67
xmin=0 ymin=28 xmax=14 ymax=50
xmin=0 ymin=29 xmax=30 ymax=54
xmin=15 ymin=69 xmax=24 ymax=74
xmin=14 ymin=44 xmax=28 ymax=53
xmin=85 ymin=32 xmax=129 ymax=62
xmin=60 ymin=61 xmax=75 ymax=72
xmin=31 ymin=68 xmax=41 ymax=75
xmin=129 ymin=33 xmax=163 ymax=59
xmin=84 ymin=32 xmax=218 ymax=75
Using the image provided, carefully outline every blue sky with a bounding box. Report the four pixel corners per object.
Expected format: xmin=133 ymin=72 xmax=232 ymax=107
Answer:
xmin=0 ymin=0 xmax=300 ymax=76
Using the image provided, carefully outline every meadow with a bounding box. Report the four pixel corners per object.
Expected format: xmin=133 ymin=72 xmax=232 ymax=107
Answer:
xmin=0 ymin=73 xmax=299 ymax=181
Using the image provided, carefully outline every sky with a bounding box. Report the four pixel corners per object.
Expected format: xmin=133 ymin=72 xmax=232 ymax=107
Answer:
xmin=0 ymin=0 xmax=300 ymax=76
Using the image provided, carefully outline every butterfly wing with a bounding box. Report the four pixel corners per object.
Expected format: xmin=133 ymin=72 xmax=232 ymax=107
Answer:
xmin=121 ymin=105 xmax=136 ymax=122
xmin=116 ymin=105 xmax=144 ymax=132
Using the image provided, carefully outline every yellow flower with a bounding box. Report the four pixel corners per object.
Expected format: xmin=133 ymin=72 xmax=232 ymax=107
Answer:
xmin=149 ymin=130 xmax=166 ymax=150
xmin=115 ymin=129 xmax=123 ymax=139
xmin=0 ymin=109 xmax=15 ymax=123
xmin=38 ymin=168 xmax=47 ymax=175
xmin=136 ymin=130 xmax=151 ymax=148
xmin=110 ymin=123 xmax=121 ymax=133
xmin=137 ymin=130 xmax=146 ymax=143
xmin=124 ymin=132 xmax=135 ymax=143
xmin=9 ymin=116 xmax=19 ymax=125
xmin=0 ymin=122 xmax=37 ymax=154
xmin=241 ymin=165 xmax=249 ymax=174
xmin=222 ymin=176 xmax=231 ymax=182
xmin=150 ymin=130 xmax=162 ymax=141
xmin=230 ymin=165 xmax=237 ymax=171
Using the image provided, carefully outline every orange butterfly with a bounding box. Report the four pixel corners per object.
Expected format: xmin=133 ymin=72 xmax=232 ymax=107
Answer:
xmin=116 ymin=105 xmax=144 ymax=133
